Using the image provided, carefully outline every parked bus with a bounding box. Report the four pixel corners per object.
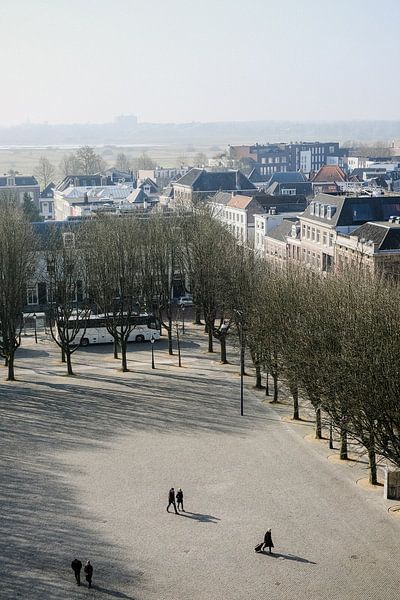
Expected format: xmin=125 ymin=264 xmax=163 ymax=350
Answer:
xmin=65 ymin=313 xmax=161 ymax=346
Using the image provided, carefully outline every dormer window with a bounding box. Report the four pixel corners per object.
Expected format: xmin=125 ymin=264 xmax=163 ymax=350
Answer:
xmin=310 ymin=202 xmax=315 ymax=215
xmin=7 ymin=176 xmax=15 ymax=186
xmin=63 ymin=232 xmax=75 ymax=248
xmin=327 ymin=205 xmax=336 ymax=220
xmin=315 ymin=203 xmax=320 ymax=217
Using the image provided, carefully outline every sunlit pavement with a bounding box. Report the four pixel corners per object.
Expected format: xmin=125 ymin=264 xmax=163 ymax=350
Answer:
xmin=1 ymin=326 xmax=400 ymax=599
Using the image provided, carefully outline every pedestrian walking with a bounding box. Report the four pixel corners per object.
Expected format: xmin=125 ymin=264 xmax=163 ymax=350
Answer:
xmin=176 ymin=488 xmax=184 ymax=512
xmin=166 ymin=487 xmax=178 ymax=514
xmin=71 ymin=558 xmax=82 ymax=586
xmin=262 ymin=528 xmax=274 ymax=554
xmin=84 ymin=560 xmax=93 ymax=589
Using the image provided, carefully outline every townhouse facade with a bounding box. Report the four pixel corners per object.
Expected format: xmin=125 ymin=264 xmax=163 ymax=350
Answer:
xmin=229 ymin=142 xmax=348 ymax=177
xmin=0 ymin=174 xmax=40 ymax=205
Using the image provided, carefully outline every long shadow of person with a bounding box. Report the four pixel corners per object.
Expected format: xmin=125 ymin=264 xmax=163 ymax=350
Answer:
xmin=91 ymin=585 xmax=137 ymax=599
xmin=178 ymin=511 xmax=220 ymax=523
xmin=260 ymin=551 xmax=316 ymax=564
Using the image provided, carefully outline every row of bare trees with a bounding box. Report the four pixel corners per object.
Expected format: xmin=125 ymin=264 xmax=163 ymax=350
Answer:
xmin=0 ymin=196 xmax=399 ymax=475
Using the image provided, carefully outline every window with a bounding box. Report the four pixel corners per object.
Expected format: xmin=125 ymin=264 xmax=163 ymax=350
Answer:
xmin=311 ymin=228 xmax=316 ymax=241
xmin=268 ymin=157 xmax=273 ymax=164
xmin=329 ymin=233 xmax=334 ymax=247
xmin=316 ymin=230 xmax=320 ymax=243
xmin=261 ymin=158 xmax=266 ymax=164
xmin=7 ymin=176 xmax=15 ymax=186
xmin=275 ymin=157 xmax=280 ymax=163
xmin=281 ymin=157 xmax=286 ymax=163
xmin=323 ymin=232 xmax=327 ymax=246
xmin=281 ymin=188 xmax=296 ymax=196
xmin=63 ymin=232 xmax=75 ymax=248
xmin=27 ymin=286 xmax=38 ymax=305
xmin=329 ymin=146 xmax=334 ymax=153
xmin=306 ymin=226 xmax=310 ymax=240
xmin=302 ymin=224 xmax=306 ymax=238
xmin=241 ymin=214 xmax=244 ymax=223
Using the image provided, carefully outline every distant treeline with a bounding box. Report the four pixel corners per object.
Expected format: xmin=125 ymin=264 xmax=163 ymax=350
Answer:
xmin=1 ymin=119 xmax=400 ymax=146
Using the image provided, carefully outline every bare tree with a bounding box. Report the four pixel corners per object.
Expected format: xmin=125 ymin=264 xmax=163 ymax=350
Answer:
xmin=115 ymin=152 xmax=131 ymax=172
xmin=75 ymin=145 xmax=106 ymax=175
xmin=84 ymin=215 xmax=144 ymax=372
xmin=133 ymin=152 xmax=156 ymax=171
xmin=0 ymin=193 xmax=36 ymax=380
xmin=44 ymin=224 xmax=89 ymax=375
xmin=34 ymin=156 xmax=56 ymax=189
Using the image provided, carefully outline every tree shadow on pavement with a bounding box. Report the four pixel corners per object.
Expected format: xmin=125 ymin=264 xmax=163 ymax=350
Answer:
xmin=260 ymin=551 xmax=316 ymax=564
xmin=178 ymin=511 xmax=220 ymax=523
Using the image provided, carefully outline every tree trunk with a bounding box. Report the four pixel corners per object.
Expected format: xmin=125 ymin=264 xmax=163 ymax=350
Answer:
xmin=255 ymin=364 xmax=263 ymax=389
xmin=121 ymin=340 xmax=128 ymax=372
xmin=208 ymin=327 xmax=213 ymax=353
xmin=6 ymin=353 xmax=15 ymax=381
xmin=194 ymin=307 xmax=202 ymax=325
xmin=168 ymin=314 xmax=173 ymax=355
xmin=329 ymin=420 xmax=334 ymax=449
xmin=271 ymin=372 xmax=279 ymax=403
xmin=368 ymin=434 xmax=378 ymax=485
xmin=290 ymin=383 xmax=300 ymax=420
xmin=315 ymin=407 xmax=322 ymax=439
xmin=66 ymin=351 xmax=74 ymax=376
xmin=340 ymin=427 xmax=348 ymax=460
xmin=61 ymin=346 xmax=66 ymax=363
xmin=265 ymin=372 xmax=269 ymax=396
xmin=220 ymin=336 xmax=228 ymax=364
xmin=113 ymin=338 xmax=119 ymax=359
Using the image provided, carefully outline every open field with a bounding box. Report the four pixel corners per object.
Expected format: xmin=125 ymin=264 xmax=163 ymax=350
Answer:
xmin=0 ymin=144 xmax=220 ymax=180
xmin=0 ymin=324 xmax=399 ymax=599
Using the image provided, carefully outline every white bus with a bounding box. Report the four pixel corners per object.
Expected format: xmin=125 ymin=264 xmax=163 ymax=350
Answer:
xmin=65 ymin=313 xmax=161 ymax=346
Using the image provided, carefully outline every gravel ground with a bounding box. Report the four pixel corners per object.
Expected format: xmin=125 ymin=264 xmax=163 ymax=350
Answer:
xmin=0 ymin=326 xmax=399 ymax=600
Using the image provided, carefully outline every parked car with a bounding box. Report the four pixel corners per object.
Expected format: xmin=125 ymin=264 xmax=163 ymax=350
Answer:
xmin=178 ymin=295 xmax=193 ymax=307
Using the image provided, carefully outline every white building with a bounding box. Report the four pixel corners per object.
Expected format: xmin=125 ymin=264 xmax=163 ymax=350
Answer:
xmin=53 ymin=184 xmax=134 ymax=220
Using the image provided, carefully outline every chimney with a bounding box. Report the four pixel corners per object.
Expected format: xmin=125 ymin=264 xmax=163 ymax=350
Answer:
xmin=235 ymin=170 xmax=241 ymax=190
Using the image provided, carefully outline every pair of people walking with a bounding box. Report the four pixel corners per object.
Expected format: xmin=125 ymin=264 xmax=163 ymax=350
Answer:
xmin=166 ymin=487 xmax=184 ymax=513
xmin=71 ymin=558 xmax=93 ymax=588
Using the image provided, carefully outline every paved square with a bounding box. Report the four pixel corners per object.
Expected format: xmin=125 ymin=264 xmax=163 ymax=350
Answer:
xmin=0 ymin=327 xmax=399 ymax=599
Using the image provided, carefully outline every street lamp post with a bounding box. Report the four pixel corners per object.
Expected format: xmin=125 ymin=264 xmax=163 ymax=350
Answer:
xmin=150 ymin=335 xmax=155 ymax=369
xmin=239 ymin=326 xmax=244 ymax=416
xmin=181 ymin=304 xmax=185 ymax=334
xmin=175 ymin=322 xmax=182 ymax=367
xmin=33 ymin=312 xmax=38 ymax=344
xmin=234 ymin=309 xmax=245 ymax=416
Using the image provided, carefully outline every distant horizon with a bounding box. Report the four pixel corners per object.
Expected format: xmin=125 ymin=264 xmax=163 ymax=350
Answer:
xmin=3 ymin=116 xmax=400 ymax=129
xmin=1 ymin=0 xmax=399 ymax=126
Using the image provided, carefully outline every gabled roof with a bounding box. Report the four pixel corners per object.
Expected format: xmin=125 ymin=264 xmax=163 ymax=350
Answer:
xmin=266 ymin=219 xmax=294 ymax=243
xmin=268 ymin=172 xmax=307 ymax=184
xmin=211 ymin=191 xmax=232 ymax=206
xmin=311 ymin=166 xmax=346 ymax=183
xmin=174 ymin=168 xmax=256 ymax=192
xmin=0 ymin=175 xmax=39 ymax=186
xmin=227 ymin=195 xmax=254 ymax=210
xmin=127 ymin=188 xmax=148 ymax=204
xmin=40 ymin=182 xmax=55 ymax=197
xmin=349 ymin=221 xmax=400 ymax=250
xmin=302 ymin=193 xmax=400 ymax=227
xmin=138 ymin=177 xmax=158 ymax=193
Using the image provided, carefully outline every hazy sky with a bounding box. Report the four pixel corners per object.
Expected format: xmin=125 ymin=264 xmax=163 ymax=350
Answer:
xmin=1 ymin=0 xmax=399 ymax=125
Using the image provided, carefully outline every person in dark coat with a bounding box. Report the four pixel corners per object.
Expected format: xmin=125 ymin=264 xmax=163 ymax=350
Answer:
xmin=166 ymin=487 xmax=178 ymax=514
xmin=176 ymin=488 xmax=184 ymax=512
xmin=71 ymin=558 xmax=82 ymax=586
xmin=262 ymin=528 xmax=274 ymax=554
xmin=84 ymin=560 xmax=93 ymax=588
